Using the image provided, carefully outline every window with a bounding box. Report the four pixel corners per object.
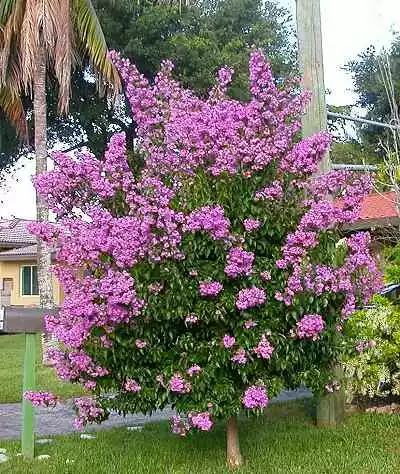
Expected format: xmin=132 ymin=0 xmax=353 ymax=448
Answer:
xmin=21 ymin=266 xmax=39 ymax=296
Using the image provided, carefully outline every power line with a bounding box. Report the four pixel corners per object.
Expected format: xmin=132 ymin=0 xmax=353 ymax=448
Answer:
xmin=328 ymin=111 xmax=400 ymax=131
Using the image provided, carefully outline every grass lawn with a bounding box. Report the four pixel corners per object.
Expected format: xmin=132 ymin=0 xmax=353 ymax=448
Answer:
xmin=0 ymin=334 xmax=84 ymax=403
xmin=1 ymin=402 xmax=400 ymax=473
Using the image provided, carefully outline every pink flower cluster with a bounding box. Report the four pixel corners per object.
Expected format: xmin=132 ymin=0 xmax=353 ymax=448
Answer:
xmin=236 ymin=287 xmax=266 ymax=310
xmin=199 ymin=281 xmax=223 ymax=297
xmin=189 ymin=411 xmax=214 ymax=431
xmin=23 ymin=391 xmax=59 ymax=408
xmin=223 ymin=335 xmax=236 ymax=348
xmin=356 ymin=340 xmax=377 ymax=353
xmin=73 ymin=397 xmax=106 ymax=430
xmin=170 ymin=411 xmax=214 ymax=436
xmin=232 ymin=348 xmax=247 ymax=365
xmin=184 ymin=206 xmax=231 ymax=240
xmin=295 ymin=314 xmax=325 ymax=340
xmin=187 ymin=365 xmax=202 ymax=377
xmin=242 ymin=386 xmax=269 ymax=409
xmin=169 ymin=375 xmax=191 ymax=394
xmin=254 ymin=334 xmax=274 ymax=359
xmin=255 ymin=181 xmax=283 ymax=201
xmin=185 ymin=314 xmax=199 ymax=324
xmin=225 ymin=247 xmax=254 ymax=278
xmin=243 ymin=219 xmax=262 ymax=232
xmin=124 ymin=379 xmax=141 ymax=392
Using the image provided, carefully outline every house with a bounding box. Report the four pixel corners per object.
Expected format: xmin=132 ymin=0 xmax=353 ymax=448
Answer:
xmin=0 ymin=219 xmax=63 ymax=307
xmin=348 ymin=191 xmax=399 ymax=231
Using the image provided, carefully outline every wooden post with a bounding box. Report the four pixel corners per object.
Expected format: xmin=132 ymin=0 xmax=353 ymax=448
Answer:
xmin=296 ymin=0 xmax=344 ymax=425
xmin=21 ymin=333 xmax=36 ymax=459
xmin=296 ymin=0 xmax=330 ymax=173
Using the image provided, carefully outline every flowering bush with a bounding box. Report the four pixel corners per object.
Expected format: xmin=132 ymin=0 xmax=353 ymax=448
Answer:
xmin=28 ymin=49 xmax=381 ymax=456
xmin=343 ymin=296 xmax=400 ymax=399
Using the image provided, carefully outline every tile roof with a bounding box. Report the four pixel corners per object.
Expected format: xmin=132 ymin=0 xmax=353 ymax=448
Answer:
xmin=0 ymin=244 xmax=37 ymax=257
xmin=358 ymin=192 xmax=398 ymax=220
xmin=0 ymin=219 xmax=36 ymax=245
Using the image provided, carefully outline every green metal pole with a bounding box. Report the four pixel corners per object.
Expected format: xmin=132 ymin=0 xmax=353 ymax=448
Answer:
xmin=22 ymin=333 xmax=36 ymax=459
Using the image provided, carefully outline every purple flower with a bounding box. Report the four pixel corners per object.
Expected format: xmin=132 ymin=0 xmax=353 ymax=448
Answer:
xmin=124 ymin=379 xmax=141 ymax=392
xmin=244 ymin=319 xmax=257 ymax=329
xmin=243 ymin=218 xmax=262 ymax=232
xmin=199 ymin=281 xmax=223 ymax=297
xmin=243 ymin=386 xmax=268 ymax=409
xmin=170 ymin=415 xmax=191 ymax=437
xmin=225 ymin=247 xmax=254 ymax=278
xmin=169 ymin=375 xmax=191 ymax=394
xmin=223 ymin=335 xmax=236 ymax=348
xmin=261 ymin=271 xmax=271 ymax=281
xmin=295 ymin=314 xmax=325 ymax=340
xmin=185 ymin=314 xmax=199 ymax=324
xmin=23 ymin=391 xmax=59 ymax=408
xmin=189 ymin=412 xmax=213 ymax=431
xmin=254 ymin=334 xmax=274 ymax=359
xmin=236 ymin=287 xmax=266 ymax=310
xmin=135 ymin=339 xmax=147 ymax=349
xmin=231 ymin=348 xmax=247 ymax=365
xmin=187 ymin=365 xmax=202 ymax=377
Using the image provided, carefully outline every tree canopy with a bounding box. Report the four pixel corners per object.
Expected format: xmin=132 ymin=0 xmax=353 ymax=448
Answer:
xmin=345 ymin=34 xmax=400 ymax=152
xmin=0 ymin=0 xmax=295 ymax=169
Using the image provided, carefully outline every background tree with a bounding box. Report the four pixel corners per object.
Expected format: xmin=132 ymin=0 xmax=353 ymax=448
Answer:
xmin=0 ymin=0 xmax=119 ymax=360
xmin=345 ymin=35 xmax=400 ymax=154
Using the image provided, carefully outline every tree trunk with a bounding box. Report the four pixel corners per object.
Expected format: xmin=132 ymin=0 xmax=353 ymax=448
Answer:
xmin=33 ymin=43 xmax=55 ymax=365
xmin=226 ymin=416 xmax=242 ymax=469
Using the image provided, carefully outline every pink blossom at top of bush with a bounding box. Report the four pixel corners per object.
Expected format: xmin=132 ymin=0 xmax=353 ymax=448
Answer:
xmin=242 ymin=386 xmax=268 ymax=409
xmin=236 ymin=287 xmax=266 ymax=310
xmin=295 ymin=314 xmax=325 ymax=340
xmin=224 ymin=247 xmax=255 ymax=278
xmin=23 ymin=391 xmax=59 ymax=408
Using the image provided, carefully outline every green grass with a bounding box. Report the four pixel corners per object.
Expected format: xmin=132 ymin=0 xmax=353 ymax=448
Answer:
xmin=0 ymin=334 xmax=84 ymax=403
xmin=1 ymin=402 xmax=400 ymax=473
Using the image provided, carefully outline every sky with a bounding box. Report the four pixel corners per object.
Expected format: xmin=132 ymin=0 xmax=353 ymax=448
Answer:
xmin=0 ymin=0 xmax=399 ymax=220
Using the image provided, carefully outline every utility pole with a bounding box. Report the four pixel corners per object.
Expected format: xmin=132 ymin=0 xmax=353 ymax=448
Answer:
xmin=296 ymin=0 xmax=330 ymax=173
xmin=296 ymin=0 xmax=344 ymax=426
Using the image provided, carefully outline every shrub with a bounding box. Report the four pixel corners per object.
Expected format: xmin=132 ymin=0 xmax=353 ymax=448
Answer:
xmin=28 ymin=50 xmax=381 ymax=466
xmin=343 ymin=296 xmax=400 ymax=400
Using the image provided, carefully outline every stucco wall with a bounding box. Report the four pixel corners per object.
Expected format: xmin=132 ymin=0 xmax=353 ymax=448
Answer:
xmin=0 ymin=260 xmax=63 ymax=306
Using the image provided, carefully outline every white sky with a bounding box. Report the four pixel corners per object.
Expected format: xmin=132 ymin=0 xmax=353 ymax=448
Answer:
xmin=0 ymin=0 xmax=399 ymax=220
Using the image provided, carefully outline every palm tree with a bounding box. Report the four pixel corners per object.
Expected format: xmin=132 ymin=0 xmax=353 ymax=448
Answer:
xmin=0 ymin=0 xmax=120 ymax=362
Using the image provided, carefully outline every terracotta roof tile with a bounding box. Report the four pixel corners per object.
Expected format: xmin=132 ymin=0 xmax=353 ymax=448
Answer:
xmin=358 ymin=192 xmax=398 ymax=220
xmin=0 ymin=219 xmax=36 ymax=245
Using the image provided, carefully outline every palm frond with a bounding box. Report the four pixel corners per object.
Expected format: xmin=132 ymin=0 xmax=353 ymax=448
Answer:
xmin=53 ymin=0 xmax=73 ymax=113
xmin=0 ymin=0 xmax=17 ymax=27
xmin=20 ymin=0 xmax=40 ymax=91
xmin=72 ymin=0 xmax=120 ymax=95
xmin=0 ymin=85 xmax=28 ymax=140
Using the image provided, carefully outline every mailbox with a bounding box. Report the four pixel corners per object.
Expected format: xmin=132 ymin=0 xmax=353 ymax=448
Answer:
xmin=0 ymin=306 xmax=59 ymax=333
